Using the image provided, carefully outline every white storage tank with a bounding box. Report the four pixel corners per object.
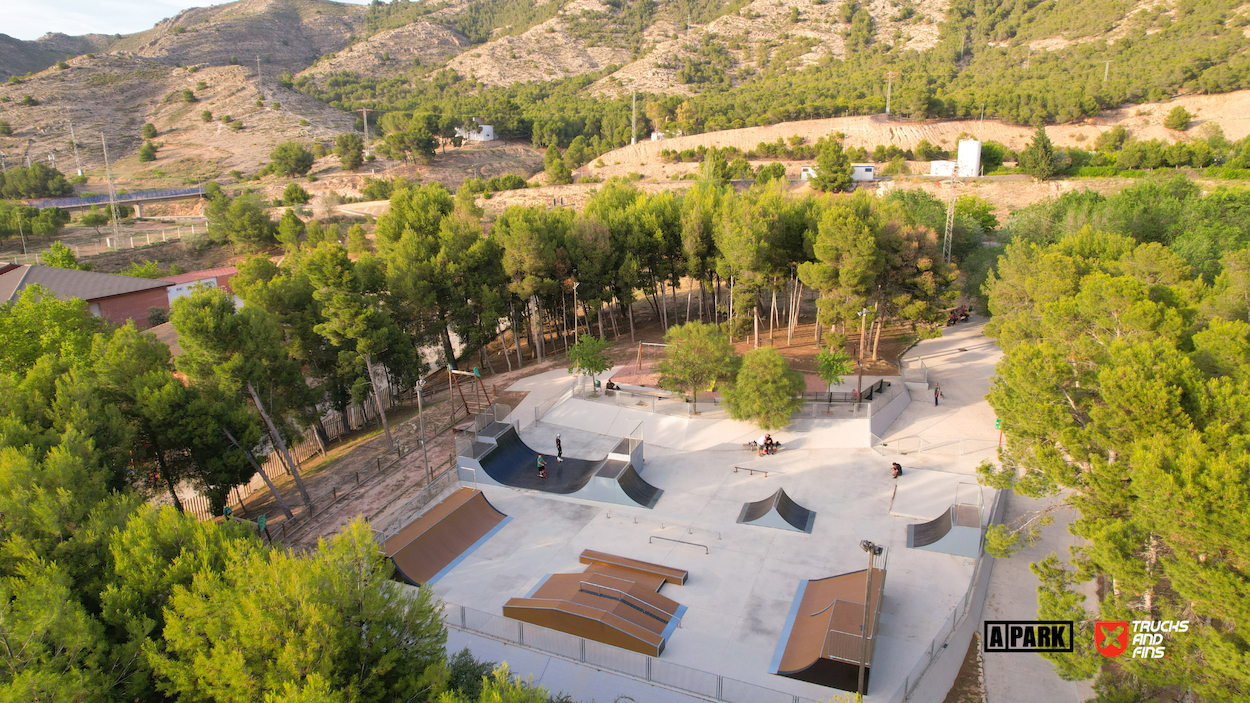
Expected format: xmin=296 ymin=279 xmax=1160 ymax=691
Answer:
xmin=956 ymin=139 xmax=981 ymax=177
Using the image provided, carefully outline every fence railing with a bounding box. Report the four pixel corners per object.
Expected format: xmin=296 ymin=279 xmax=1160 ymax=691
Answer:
xmin=443 ymin=604 xmax=831 ymax=703
xmin=371 ymin=464 xmax=460 ymax=543
xmin=577 ymin=385 xmax=885 ymax=421
xmin=5 ymin=224 xmax=203 ymax=265
xmin=26 ymin=186 xmax=206 ymax=210
xmin=870 ymin=434 xmax=999 ymax=457
xmin=533 ymin=379 xmax=578 ymax=425
xmin=884 ymin=489 xmax=1006 ymax=703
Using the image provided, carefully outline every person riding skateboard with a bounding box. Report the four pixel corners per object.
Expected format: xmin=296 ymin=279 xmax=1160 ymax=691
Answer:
xmin=537 ymin=456 xmax=547 ymax=479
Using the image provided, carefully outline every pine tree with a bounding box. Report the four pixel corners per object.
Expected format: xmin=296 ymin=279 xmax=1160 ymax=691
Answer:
xmin=1018 ymin=127 xmax=1057 ymax=180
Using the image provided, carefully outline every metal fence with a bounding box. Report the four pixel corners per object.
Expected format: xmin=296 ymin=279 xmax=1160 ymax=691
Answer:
xmin=884 ymin=489 xmax=1006 ymax=703
xmin=533 ymin=379 xmax=578 ymax=425
xmin=5 ymin=224 xmax=202 ymax=265
xmin=576 ymin=384 xmax=886 ymax=421
xmin=27 ymin=186 xmax=206 ymax=209
xmin=371 ymin=464 xmax=460 ymax=543
xmin=442 ymin=604 xmax=837 ymax=703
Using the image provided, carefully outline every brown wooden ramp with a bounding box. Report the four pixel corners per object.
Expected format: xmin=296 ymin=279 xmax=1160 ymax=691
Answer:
xmin=770 ymin=567 xmax=887 ymax=692
xmin=383 ymin=488 xmax=510 ymax=586
xmin=504 ymin=550 xmax=688 ymax=656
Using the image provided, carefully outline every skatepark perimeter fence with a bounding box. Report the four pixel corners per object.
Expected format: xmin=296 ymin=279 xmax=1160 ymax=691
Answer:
xmin=534 ymin=379 xmax=579 ymax=425
xmin=370 ymin=463 xmax=461 ymax=543
xmin=869 ymin=434 xmax=999 ymax=457
xmin=575 ymin=385 xmax=892 ymax=421
xmin=443 ymin=603 xmax=827 ymax=703
xmin=884 ymin=489 xmax=1006 ymax=703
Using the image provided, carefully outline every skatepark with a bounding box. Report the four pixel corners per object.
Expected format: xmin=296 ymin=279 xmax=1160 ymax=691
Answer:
xmin=384 ymin=319 xmax=1011 ymax=703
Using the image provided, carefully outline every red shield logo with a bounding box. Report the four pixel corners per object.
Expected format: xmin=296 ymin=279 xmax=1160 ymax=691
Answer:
xmin=1095 ymin=620 xmax=1129 ymax=657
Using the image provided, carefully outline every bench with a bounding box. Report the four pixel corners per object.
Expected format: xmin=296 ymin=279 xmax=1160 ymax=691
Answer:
xmin=611 ymin=383 xmax=674 ymax=400
xmin=580 ymin=549 xmax=688 ymax=586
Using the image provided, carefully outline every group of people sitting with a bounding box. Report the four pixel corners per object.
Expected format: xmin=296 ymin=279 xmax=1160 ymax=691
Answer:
xmin=946 ymin=307 xmax=971 ymax=326
xmin=756 ymin=433 xmax=780 ymax=456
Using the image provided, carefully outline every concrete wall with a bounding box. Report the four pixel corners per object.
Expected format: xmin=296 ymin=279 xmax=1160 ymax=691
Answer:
xmin=95 ymin=287 xmax=170 ymax=329
xmin=870 ymin=383 xmax=914 ymax=438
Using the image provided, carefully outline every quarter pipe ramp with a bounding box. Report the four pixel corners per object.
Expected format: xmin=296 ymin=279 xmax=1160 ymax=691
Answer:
xmin=906 ymin=503 xmax=983 ymax=558
xmin=382 ymin=488 xmax=511 ymax=586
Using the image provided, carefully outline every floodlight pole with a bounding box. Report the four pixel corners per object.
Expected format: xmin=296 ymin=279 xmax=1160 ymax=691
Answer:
xmin=858 ymin=541 xmax=880 ymax=697
xmin=417 ymin=379 xmax=430 ymax=482
xmin=856 ymin=308 xmax=869 ymax=406
xmin=573 ymin=282 xmax=581 ymax=338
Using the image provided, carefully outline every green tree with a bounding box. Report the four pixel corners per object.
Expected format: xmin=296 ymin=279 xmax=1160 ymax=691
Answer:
xmin=270 ymin=142 xmax=315 ymax=177
xmin=171 ymin=289 xmax=316 ymax=508
xmin=815 ymin=345 xmax=852 ymax=392
xmin=657 ymin=321 xmax=737 ymax=406
xmin=142 ymin=123 xmax=157 ymax=139
xmin=1163 ymin=105 xmax=1192 ymax=131
xmin=207 ymin=193 xmax=277 ymax=250
xmin=200 ymin=109 xmax=213 ymax=122
xmin=345 ymin=223 xmax=369 ymax=253
xmin=1018 ymin=127 xmax=1057 ymax=180
xmin=138 ymin=141 xmax=158 ymax=162
xmin=0 ymin=120 xmax=11 ymax=136
xmin=544 ymin=144 xmax=572 ymax=185
xmin=755 ymin=162 xmax=786 ymax=184
xmin=0 ymin=284 xmax=106 ymax=374
xmin=149 ymin=521 xmax=447 ymax=702
xmin=80 ymin=209 xmax=109 ymax=236
xmin=722 ymin=346 xmax=805 ymax=429
xmin=811 ymin=137 xmax=853 ymax=192
xmin=334 ymin=132 xmax=364 ymax=170
xmin=42 ymin=240 xmax=87 ymax=269
xmin=284 ymin=182 xmax=311 ymax=205
xmin=277 ymin=209 xmax=306 ymax=252
xmin=567 ymin=333 xmax=611 ymax=384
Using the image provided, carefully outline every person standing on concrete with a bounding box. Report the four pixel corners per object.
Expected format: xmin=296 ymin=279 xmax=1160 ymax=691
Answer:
xmin=934 ymin=383 xmax=943 ymax=406
xmin=556 ymin=434 xmax=564 ymax=463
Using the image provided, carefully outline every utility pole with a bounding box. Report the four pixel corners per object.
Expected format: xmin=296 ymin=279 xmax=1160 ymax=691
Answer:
xmin=942 ymin=178 xmax=958 ymax=264
xmin=256 ymin=55 xmax=262 ymax=98
xmin=857 ymin=541 xmax=883 ymax=697
xmin=631 ymin=90 xmax=637 ymax=145
xmin=1104 ymin=60 xmax=1111 ymax=82
xmin=855 ymin=307 xmax=869 ymax=405
xmin=100 ymin=133 xmax=122 ymax=241
xmin=884 ymin=71 xmax=896 ymax=116
xmin=67 ymin=118 xmax=83 ymax=176
xmin=360 ymin=107 xmax=370 ymax=152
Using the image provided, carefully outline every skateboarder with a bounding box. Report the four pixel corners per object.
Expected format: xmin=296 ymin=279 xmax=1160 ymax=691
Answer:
xmin=537 ymin=456 xmax=547 ymax=479
xmin=556 ymin=434 xmax=563 ymax=462
xmin=934 ymin=383 xmax=942 ymax=406
xmin=891 ymin=462 xmax=903 ymax=478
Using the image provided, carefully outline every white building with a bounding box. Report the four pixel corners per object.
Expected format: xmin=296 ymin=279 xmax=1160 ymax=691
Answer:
xmin=956 ymin=139 xmax=982 ymax=177
xmin=852 ymin=164 xmax=875 ymax=182
xmin=929 ymin=160 xmax=957 ymax=177
xmin=455 ymin=122 xmax=496 ymax=142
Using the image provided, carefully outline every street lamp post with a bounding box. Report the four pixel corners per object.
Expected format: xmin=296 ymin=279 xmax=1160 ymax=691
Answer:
xmin=858 ymin=540 xmax=884 ymax=696
xmin=417 ymin=379 xmax=430 ymax=482
xmin=572 ymin=282 xmax=581 ymax=339
xmin=855 ymin=307 xmax=870 ymax=407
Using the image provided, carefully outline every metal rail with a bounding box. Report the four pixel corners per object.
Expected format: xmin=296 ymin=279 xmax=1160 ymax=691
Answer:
xmin=733 ymin=465 xmax=782 ymax=477
xmin=603 ymin=511 xmax=721 ymax=540
xmin=648 ymin=535 xmax=709 ymax=554
xmin=578 ymin=580 xmax=675 ymax=622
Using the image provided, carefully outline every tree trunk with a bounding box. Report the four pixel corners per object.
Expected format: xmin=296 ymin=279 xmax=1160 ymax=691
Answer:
xmin=247 ymin=381 xmax=312 ymax=508
xmin=561 ymin=291 xmax=570 ymax=350
xmin=699 ymin=278 xmax=706 ymax=322
xmin=629 ymin=303 xmax=635 ymax=342
xmin=511 ymin=301 xmax=524 ymax=369
xmin=363 ymin=353 xmax=394 ymax=449
xmin=659 ymin=281 xmax=669 ymax=329
xmin=223 ymin=427 xmax=294 ymax=519
xmin=597 ymin=304 xmax=606 ymax=340
xmin=312 ymin=419 xmax=328 ymax=457
xmin=769 ymin=288 xmax=777 ymax=342
xmin=149 ymin=432 xmax=184 ymax=512
xmin=753 ymin=295 xmax=760 ymax=349
xmin=872 ymin=317 xmax=883 ymax=360
xmin=686 ymin=282 xmax=693 ymax=324
xmin=440 ymin=321 xmax=457 ymax=370
xmin=609 ymin=300 xmax=620 ymax=339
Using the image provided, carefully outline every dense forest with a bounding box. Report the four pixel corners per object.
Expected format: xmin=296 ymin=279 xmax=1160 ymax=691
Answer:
xmin=295 ymin=0 xmax=1250 ymax=159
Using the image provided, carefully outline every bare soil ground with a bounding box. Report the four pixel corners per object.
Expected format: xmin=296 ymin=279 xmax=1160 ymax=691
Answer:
xmin=942 ymin=632 xmax=987 ymax=703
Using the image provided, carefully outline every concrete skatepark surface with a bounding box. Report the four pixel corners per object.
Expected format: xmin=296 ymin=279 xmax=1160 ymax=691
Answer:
xmin=406 ymin=318 xmax=1090 ymax=702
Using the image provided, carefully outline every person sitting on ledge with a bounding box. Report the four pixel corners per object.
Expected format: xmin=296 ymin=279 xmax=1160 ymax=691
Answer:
xmin=891 ymin=462 xmax=903 ymax=478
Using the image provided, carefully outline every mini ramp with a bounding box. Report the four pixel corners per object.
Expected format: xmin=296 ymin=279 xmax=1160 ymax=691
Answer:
xmin=382 ymin=488 xmax=511 ymax=586
xmin=503 ymin=550 xmax=688 ymax=656
xmin=457 ymin=424 xmax=661 ymax=509
xmin=769 ymin=559 xmax=888 ymax=692
xmin=737 ymin=488 xmax=816 ymax=533
xmin=906 ymin=483 xmax=984 ymax=558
